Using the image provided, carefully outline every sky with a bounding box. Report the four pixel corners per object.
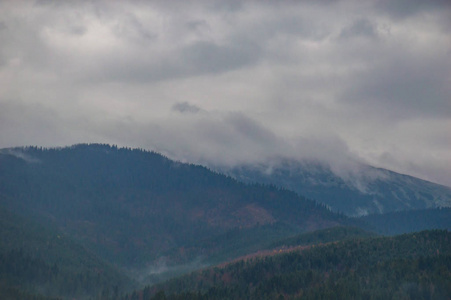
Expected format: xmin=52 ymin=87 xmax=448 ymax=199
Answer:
xmin=0 ymin=0 xmax=450 ymax=186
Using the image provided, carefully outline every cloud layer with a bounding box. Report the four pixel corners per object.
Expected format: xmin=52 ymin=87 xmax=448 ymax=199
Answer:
xmin=1 ymin=0 xmax=450 ymax=186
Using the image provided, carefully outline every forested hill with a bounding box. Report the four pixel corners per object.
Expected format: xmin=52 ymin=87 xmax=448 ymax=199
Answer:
xmin=0 ymin=144 xmax=348 ymax=270
xmin=138 ymin=230 xmax=451 ymax=300
xmin=0 ymin=205 xmax=133 ymax=299
xmin=360 ymin=207 xmax=451 ymax=235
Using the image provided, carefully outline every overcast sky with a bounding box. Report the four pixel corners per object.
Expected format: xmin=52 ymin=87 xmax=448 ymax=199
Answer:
xmin=1 ymin=0 xmax=450 ymax=186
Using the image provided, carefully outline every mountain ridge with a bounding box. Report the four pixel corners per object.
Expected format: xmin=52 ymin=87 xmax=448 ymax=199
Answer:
xmin=218 ymin=158 xmax=451 ymax=216
xmin=0 ymin=144 xmax=348 ymax=270
xmin=1 ymin=143 xmax=450 ymax=299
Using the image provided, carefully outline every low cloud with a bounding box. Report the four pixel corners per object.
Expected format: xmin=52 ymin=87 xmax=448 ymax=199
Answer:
xmin=0 ymin=148 xmax=41 ymax=164
xmin=0 ymin=0 xmax=450 ymax=187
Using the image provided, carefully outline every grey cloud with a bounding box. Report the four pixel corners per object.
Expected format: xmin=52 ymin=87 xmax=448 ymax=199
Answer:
xmin=111 ymin=13 xmax=157 ymax=44
xmin=34 ymin=0 xmax=66 ymax=7
xmin=139 ymin=109 xmax=359 ymax=171
xmin=0 ymin=101 xmax=67 ymax=148
xmin=206 ymin=0 xmax=243 ymax=12
xmin=224 ymin=112 xmax=280 ymax=147
xmin=338 ymin=19 xmax=378 ymax=40
xmin=172 ymin=102 xmax=202 ymax=114
xmin=240 ymin=15 xmax=328 ymax=43
xmin=1 ymin=0 xmax=451 ymax=187
xmin=67 ymin=25 xmax=86 ymax=36
xmin=228 ymin=6 xmax=333 ymax=45
xmin=0 ymin=99 xmax=113 ymax=148
xmin=375 ymin=0 xmax=451 ymax=19
xmin=180 ymin=40 xmax=260 ymax=74
xmin=340 ymin=55 xmax=451 ymax=119
xmin=186 ymin=20 xmax=209 ymax=32
xmin=34 ymin=0 xmax=71 ymax=6
xmin=87 ymin=39 xmax=260 ymax=84
xmin=93 ymin=110 xmax=286 ymax=167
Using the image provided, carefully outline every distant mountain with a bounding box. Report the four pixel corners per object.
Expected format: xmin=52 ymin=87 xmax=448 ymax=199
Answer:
xmin=0 ymin=144 xmax=349 ymax=276
xmin=139 ymin=230 xmax=451 ymax=299
xmin=220 ymin=160 xmax=451 ymax=216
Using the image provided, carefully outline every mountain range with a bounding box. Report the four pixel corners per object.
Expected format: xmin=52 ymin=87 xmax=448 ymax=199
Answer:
xmin=0 ymin=143 xmax=450 ymax=299
xmin=221 ymin=159 xmax=451 ymax=216
xmin=0 ymin=145 xmax=347 ymax=270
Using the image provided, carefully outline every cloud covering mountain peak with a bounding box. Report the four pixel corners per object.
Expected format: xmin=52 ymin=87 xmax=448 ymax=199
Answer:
xmin=0 ymin=0 xmax=450 ymax=186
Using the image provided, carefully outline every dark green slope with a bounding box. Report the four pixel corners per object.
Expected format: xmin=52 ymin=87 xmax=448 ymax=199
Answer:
xmin=0 ymin=144 xmax=349 ymax=272
xmin=0 ymin=205 xmax=134 ymax=299
xmin=141 ymin=230 xmax=451 ymax=300
xmin=268 ymin=225 xmax=377 ymax=249
xmin=359 ymin=207 xmax=451 ymax=235
xmin=140 ymin=226 xmax=377 ymax=290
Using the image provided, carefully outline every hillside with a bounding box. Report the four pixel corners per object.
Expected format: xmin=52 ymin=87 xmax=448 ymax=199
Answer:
xmin=1 ymin=144 xmax=450 ymax=299
xmin=267 ymin=225 xmax=377 ymax=249
xmin=139 ymin=230 xmax=451 ymax=299
xmin=360 ymin=207 xmax=451 ymax=235
xmin=0 ymin=205 xmax=133 ymax=299
xmin=0 ymin=144 xmax=349 ymax=273
xmin=221 ymin=159 xmax=451 ymax=216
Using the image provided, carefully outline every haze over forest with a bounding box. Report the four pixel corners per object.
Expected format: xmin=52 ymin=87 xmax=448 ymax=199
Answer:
xmin=1 ymin=0 xmax=450 ymax=187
